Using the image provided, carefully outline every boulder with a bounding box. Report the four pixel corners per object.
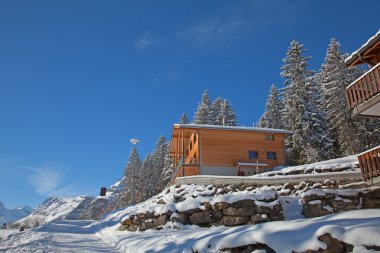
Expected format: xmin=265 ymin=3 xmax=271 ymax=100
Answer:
xmin=222 ymin=216 xmax=250 ymax=226
xmin=154 ymin=215 xmax=168 ymax=227
xmin=230 ymin=199 xmax=256 ymax=208
xmin=251 ymin=213 xmax=269 ymax=223
xmin=213 ymin=202 xmax=230 ymax=211
xmin=223 ymin=207 xmax=256 ymax=216
xmin=140 ymin=219 xmax=155 ymax=231
xmin=189 ymin=211 xmax=212 ymax=224
xmin=303 ymin=200 xmax=333 ymax=218
xmin=328 ymin=198 xmax=357 ymax=213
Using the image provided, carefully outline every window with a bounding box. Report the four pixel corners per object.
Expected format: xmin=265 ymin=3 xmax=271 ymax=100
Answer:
xmin=194 ymin=134 xmax=197 ymax=143
xmin=267 ymin=151 xmax=277 ymax=160
xmin=248 ymin=150 xmax=258 ymax=159
xmin=265 ymin=135 xmax=274 ymax=141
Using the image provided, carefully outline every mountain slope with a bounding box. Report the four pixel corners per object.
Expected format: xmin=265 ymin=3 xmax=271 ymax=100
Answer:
xmin=0 ymin=202 xmax=33 ymax=225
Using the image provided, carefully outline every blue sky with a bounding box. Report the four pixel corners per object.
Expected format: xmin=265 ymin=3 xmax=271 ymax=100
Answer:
xmin=0 ymin=0 xmax=379 ymax=208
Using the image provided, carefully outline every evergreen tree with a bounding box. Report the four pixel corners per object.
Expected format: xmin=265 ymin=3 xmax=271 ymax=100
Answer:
xmin=257 ymin=84 xmax=283 ymax=129
xmin=302 ymin=77 xmax=333 ymax=162
xmin=318 ymin=38 xmax=380 ymax=156
xmin=179 ymin=112 xmax=188 ymax=124
xmin=280 ymin=40 xmax=313 ymax=165
xmin=123 ymin=146 xmax=142 ymax=204
xmin=139 ymin=154 xmax=154 ymax=200
xmin=211 ymin=97 xmax=223 ymax=125
xmin=193 ymin=90 xmax=212 ymax=125
xmin=220 ymin=99 xmax=237 ymax=126
xmin=150 ymin=135 xmax=169 ymax=195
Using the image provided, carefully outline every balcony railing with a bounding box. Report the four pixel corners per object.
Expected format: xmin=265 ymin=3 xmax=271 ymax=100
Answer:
xmin=346 ymin=62 xmax=380 ymax=110
xmin=358 ymin=145 xmax=380 ymax=182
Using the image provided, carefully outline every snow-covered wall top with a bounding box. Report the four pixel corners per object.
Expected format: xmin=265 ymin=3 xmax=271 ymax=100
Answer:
xmin=173 ymin=124 xmax=293 ymax=134
xmin=345 ymin=29 xmax=380 ymax=66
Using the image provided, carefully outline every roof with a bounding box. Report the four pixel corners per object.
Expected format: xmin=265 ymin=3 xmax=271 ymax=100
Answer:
xmin=173 ymin=124 xmax=293 ymax=134
xmin=345 ymin=29 xmax=380 ymax=66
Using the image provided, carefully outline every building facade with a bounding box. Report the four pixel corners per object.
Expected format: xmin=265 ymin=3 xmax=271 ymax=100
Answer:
xmin=169 ymin=124 xmax=291 ymax=182
xmin=345 ymin=29 xmax=380 ymax=184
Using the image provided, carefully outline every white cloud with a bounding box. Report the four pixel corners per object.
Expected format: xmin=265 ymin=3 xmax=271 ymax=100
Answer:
xmin=27 ymin=167 xmax=63 ymax=196
xmin=133 ymin=36 xmax=161 ymax=49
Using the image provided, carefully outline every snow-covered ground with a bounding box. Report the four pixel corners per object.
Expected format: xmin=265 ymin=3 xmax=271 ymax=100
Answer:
xmin=1 ymin=209 xmax=379 ymax=253
xmin=1 ymin=156 xmax=379 ymax=252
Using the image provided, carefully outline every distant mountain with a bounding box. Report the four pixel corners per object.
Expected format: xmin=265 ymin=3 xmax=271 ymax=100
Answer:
xmin=12 ymin=177 xmax=127 ymax=228
xmin=0 ymin=201 xmax=33 ymax=225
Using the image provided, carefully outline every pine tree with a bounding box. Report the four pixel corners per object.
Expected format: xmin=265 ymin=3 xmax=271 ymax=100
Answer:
xmin=123 ymin=146 xmax=142 ymax=205
xmin=150 ymin=135 xmax=169 ymax=195
xmin=211 ymin=97 xmax=224 ymax=125
xmin=280 ymin=40 xmax=313 ymax=165
xmin=179 ymin=112 xmax=188 ymax=124
xmin=302 ymin=77 xmax=333 ymax=162
xmin=220 ymin=99 xmax=237 ymax=126
xmin=257 ymin=84 xmax=283 ymax=129
xmin=317 ymin=38 xmax=380 ymax=156
xmin=139 ymin=154 xmax=154 ymax=200
xmin=193 ymin=90 xmax=212 ymax=125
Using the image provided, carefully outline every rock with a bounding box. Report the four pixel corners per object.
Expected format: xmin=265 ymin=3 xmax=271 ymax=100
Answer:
xmin=202 ymin=202 xmax=212 ymax=211
xmin=303 ymin=200 xmax=333 ymax=218
xmin=251 ymin=213 xmax=269 ymax=223
xmin=181 ymin=208 xmax=202 ymax=214
xmin=154 ymin=215 xmax=168 ymax=227
xmin=230 ymin=199 xmax=256 ymax=208
xmin=255 ymin=204 xmax=271 ymax=214
xmin=223 ymin=207 xmax=256 ymax=216
xmin=362 ymin=197 xmax=380 ymax=209
xmin=302 ymin=190 xmax=335 ymax=202
xmin=189 ymin=211 xmax=212 ymax=224
xmin=269 ymin=211 xmax=283 ymax=221
xmin=316 ymin=233 xmax=353 ymax=253
xmin=328 ymin=198 xmax=357 ymax=213
xmin=222 ymin=216 xmax=250 ymax=226
xmin=121 ymin=218 xmax=133 ymax=226
xmin=213 ymin=202 xmax=230 ymax=210
xmin=118 ymin=224 xmax=129 ymax=231
xmin=127 ymin=224 xmax=139 ymax=232
xmin=140 ymin=219 xmax=155 ymax=231
xmin=157 ymin=199 xmax=166 ymax=205
xmin=210 ymin=210 xmax=223 ymax=220
xmin=284 ymin=183 xmax=294 ymax=190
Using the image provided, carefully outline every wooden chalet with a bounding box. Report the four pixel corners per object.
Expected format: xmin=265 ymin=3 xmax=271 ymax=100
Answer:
xmin=345 ymin=29 xmax=380 ymax=185
xmin=169 ymin=124 xmax=291 ymax=183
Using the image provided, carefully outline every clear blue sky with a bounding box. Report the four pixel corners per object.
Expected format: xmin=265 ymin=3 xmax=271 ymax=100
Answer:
xmin=0 ymin=0 xmax=379 ymax=208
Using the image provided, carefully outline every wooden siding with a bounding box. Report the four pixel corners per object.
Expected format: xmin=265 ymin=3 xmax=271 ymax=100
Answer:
xmin=200 ymin=129 xmax=286 ymax=168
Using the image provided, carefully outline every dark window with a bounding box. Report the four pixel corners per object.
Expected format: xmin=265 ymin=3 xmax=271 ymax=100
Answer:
xmin=267 ymin=151 xmax=277 ymax=160
xmin=265 ymin=135 xmax=274 ymax=141
xmin=248 ymin=151 xmax=258 ymax=159
xmin=194 ymin=134 xmax=197 ymax=143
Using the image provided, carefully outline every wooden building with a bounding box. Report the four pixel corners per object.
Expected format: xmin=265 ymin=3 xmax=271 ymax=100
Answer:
xmin=169 ymin=124 xmax=291 ymax=182
xmin=345 ymin=29 xmax=380 ymax=185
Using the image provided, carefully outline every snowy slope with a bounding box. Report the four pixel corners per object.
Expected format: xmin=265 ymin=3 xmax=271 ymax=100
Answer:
xmin=11 ymin=177 xmax=127 ymax=229
xmin=0 ymin=202 xmax=33 ymax=225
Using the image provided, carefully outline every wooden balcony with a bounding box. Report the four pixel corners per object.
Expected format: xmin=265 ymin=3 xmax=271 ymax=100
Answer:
xmin=346 ymin=62 xmax=380 ymax=118
xmin=358 ymin=145 xmax=380 ymax=183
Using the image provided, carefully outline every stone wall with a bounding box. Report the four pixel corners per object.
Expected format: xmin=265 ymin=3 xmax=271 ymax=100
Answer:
xmin=119 ymin=197 xmax=283 ymax=232
xmin=302 ymin=187 xmax=380 ymax=218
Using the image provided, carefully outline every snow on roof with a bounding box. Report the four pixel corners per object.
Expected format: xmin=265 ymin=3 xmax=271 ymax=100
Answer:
xmin=173 ymin=124 xmax=292 ymax=134
xmin=345 ymin=29 xmax=380 ymax=66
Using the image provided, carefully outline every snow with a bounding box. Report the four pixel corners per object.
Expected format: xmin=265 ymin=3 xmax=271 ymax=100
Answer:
xmin=1 ymin=181 xmax=380 ymax=252
xmin=174 ymin=123 xmax=293 ymax=134
xmin=256 ymin=154 xmax=359 ymax=177
xmin=345 ymin=29 xmax=380 ymax=65
xmin=94 ymin=209 xmax=380 ymax=253
xmin=0 ymin=202 xmax=33 ymax=225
